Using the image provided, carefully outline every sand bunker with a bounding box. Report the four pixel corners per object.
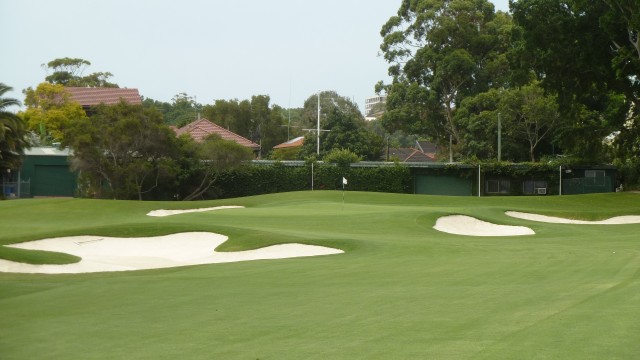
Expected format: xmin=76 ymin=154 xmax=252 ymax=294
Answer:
xmin=0 ymin=232 xmax=343 ymax=274
xmin=147 ymin=206 xmax=244 ymax=217
xmin=506 ymin=211 xmax=640 ymax=225
xmin=434 ymin=215 xmax=535 ymax=236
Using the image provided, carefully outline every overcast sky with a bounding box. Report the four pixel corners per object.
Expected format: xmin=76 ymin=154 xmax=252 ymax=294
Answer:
xmin=1 ymin=0 xmax=510 ymax=112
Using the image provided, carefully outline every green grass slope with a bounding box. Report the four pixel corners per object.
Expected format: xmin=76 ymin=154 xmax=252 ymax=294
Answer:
xmin=1 ymin=191 xmax=639 ymax=359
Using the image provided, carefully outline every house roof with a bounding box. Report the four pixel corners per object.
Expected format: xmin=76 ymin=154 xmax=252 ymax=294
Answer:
xmin=273 ymin=136 xmax=304 ymax=149
xmin=386 ymin=147 xmax=437 ymax=162
xmin=416 ymin=141 xmax=438 ymax=154
xmin=65 ymin=87 xmax=142 ymax=106
xmin=174 ymin=118 xmax=261 ymax=150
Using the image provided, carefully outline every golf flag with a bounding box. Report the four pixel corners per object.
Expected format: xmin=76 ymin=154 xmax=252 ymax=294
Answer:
xmin=342 ymin=177 xmax=348 ymax=185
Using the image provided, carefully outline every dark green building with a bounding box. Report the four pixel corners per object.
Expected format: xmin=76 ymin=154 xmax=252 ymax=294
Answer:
xmin=13 ymin=147 xmax=77 ymax=198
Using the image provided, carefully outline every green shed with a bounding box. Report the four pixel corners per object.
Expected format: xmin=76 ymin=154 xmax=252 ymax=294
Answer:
xmin=410 ymin=164 xmax=475 ymax=196
xmin=19 ymin=147 xmax=77 ymax=197
xmin=560 ymin=165 xmax=617 ymax=195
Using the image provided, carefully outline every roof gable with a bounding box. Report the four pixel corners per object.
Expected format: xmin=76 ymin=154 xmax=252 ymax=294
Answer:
xmin=386 ymin=147 xmax=436 ymax=162
xmin=65 ymin=87 xmax=142 ymax=107
xmin=174 ymin=118 xmax=260 ymax=150
xmin=273 ymin=136 xmax=304 ymax=149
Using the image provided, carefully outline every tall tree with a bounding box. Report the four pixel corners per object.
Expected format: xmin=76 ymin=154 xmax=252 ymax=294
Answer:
xmin=510 ymin=0 xmax=631 ymax=160
xmin=0 ymin=83 xmax=29 ymax=174
xmin=300 ymin=91 xmax=362 ymax=131
xmin=299 ymin=92 xmax=383 ymax=161
xmin=63 ymin=101 xmax=178 ymax=200
xmin=379 ymin=0 xmax=512 ymax=147
xmin=44 ymin=57 xmax=118 ymax=88
xmin=202 ymin=95 xmax=287 ymax=155
xmin=202 ymin=99 xmax=251 ymax=135
xmin=165 ymin=93 xmax=202 ymax=126
xmin=178 ymin=134 xmax=254 ymax=201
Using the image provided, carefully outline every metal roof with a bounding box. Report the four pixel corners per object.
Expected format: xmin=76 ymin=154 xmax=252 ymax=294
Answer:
xmin=24 ymin=147 xmax=72 ymax=156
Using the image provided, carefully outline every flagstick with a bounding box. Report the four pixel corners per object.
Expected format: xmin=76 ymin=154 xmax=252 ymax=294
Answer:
xmin=342 ymin=181 xmax=345 ymax=210
xmin=342 ymin=177 xmax=347 ymax=210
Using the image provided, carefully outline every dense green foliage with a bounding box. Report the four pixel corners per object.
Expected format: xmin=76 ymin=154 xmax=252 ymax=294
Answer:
xmin=63 ymin=102 xmax=179 ymax=200
xmin=211 ymin=162 xmax=411 ymax=198
xmin=0 ymin=83 xmax=28 ymax=175
xmin=378 ymin=0 xmax=640 ymax=181
xmin=379 ymin=0 xmax=512 ymax=147
xmin=200 ymin=95 xmax=288 ymax=155
xmin=178 ymin=134 xmax=255 ymax=201
xmin=1 ymin=192 xmax=639 ymax=358
xmin=19 ymin=82 xmax=89 ymax=143
xmin=299 ymin=91 xmax=384 ymax=160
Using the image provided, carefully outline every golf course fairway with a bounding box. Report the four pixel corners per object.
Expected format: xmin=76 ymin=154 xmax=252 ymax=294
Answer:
xmin=0 ymin=191 xmax=638 ymax=359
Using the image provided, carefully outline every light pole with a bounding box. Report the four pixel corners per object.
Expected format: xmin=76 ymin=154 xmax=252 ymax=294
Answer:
xmin=303 ymin=91 xmax=329 ymax=155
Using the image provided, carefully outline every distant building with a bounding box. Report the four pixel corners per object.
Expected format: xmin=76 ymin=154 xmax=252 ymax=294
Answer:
xmin=384 ymin=140 xmax=438 ymax=162
xmin=65 ymin=87 xmax=141 ymax=114
xmin=172 ymin=118 xmax=261 ymax=151
xmin=365 ymin=95 xmax=387 ymax=121
xmin=2 ymin=147 xmax=77 ymax=198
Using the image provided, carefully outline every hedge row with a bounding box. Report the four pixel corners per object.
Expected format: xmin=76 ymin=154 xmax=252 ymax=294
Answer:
xmin=211 ymin=163 xmax=412 ymax=199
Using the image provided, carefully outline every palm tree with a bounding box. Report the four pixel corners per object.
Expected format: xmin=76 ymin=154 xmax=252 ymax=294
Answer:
xmin=0 ymin=83 xmax=29 ymax=174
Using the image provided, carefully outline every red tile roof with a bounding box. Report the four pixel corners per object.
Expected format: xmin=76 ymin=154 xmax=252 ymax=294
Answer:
xmin=174 ymin=118 xmax=261 ymax=150
xmin=273 ymin=136 xmax=304 ymax=149
xmin=65 ymin=87 xmax=142 ymax=106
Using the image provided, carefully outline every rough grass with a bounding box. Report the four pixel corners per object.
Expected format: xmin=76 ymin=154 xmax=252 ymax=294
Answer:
xmin=1 ymin=191 xmax=639 ymax=359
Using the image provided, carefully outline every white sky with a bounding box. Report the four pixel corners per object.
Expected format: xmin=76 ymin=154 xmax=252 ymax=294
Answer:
xmin=1 ymin=0 xmax=510 ymax=112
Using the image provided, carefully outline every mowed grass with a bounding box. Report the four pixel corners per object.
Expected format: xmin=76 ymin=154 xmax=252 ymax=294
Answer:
xmin=0 ymin=191 xmax=639 ymax=359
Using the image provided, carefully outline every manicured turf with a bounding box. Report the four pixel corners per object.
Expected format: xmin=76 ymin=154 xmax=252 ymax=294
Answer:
xmin=1 ymin=191 xmax=639 ymax=359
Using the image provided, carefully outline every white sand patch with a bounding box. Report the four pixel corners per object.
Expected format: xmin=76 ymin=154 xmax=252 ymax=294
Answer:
xmin=434 ymin=215 xmax=535 ymax=236
xmin=0 ymin=232 xmax=343 ymax=274
xmin=146 ymin=206 xmax=245 ymax=217
xmin=506 ymin=211 xmax=640 ymax=225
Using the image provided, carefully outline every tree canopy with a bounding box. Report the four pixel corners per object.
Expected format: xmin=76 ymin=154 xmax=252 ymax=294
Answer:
xmin=202 ymin=95 xmax=287 ymax=156
xmin=299 ymin=91 xmax=383 ymax=161
xmin=19 ymin=83 xmax=89 ymax=144
xmin=0 ymin=83 xmax=29 ymax=174
xmin=44 ymin=57 xmax=118 ymax=88
xmin=63 ymin=101 xmax=178 ymax=200
xmin=379 ymin=0 xmax=512 ymax=147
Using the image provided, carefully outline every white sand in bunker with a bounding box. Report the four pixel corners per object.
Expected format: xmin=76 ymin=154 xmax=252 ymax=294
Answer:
xmin=0 ymin=232 xmax=344 ymax=274
xmin=434 ymin=215 xmax=535 ymax=236
xmin=146 ymin=206 xmax=245 ymax=217
xmin=506 ymin=211 xmax=640 ymax=224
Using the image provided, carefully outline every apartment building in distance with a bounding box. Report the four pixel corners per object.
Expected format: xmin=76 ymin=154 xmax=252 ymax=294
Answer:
xmin=364 ymin=95 xmax=387 ymax=121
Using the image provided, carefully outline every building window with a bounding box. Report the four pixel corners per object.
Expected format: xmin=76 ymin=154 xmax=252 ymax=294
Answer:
xmin=585 ymin=170 xmax=605 ymax=186
xmin=486 ymin=179 xmax=510 ymax=194
xmin=523 ymin=180 xmax=548 ymax=195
